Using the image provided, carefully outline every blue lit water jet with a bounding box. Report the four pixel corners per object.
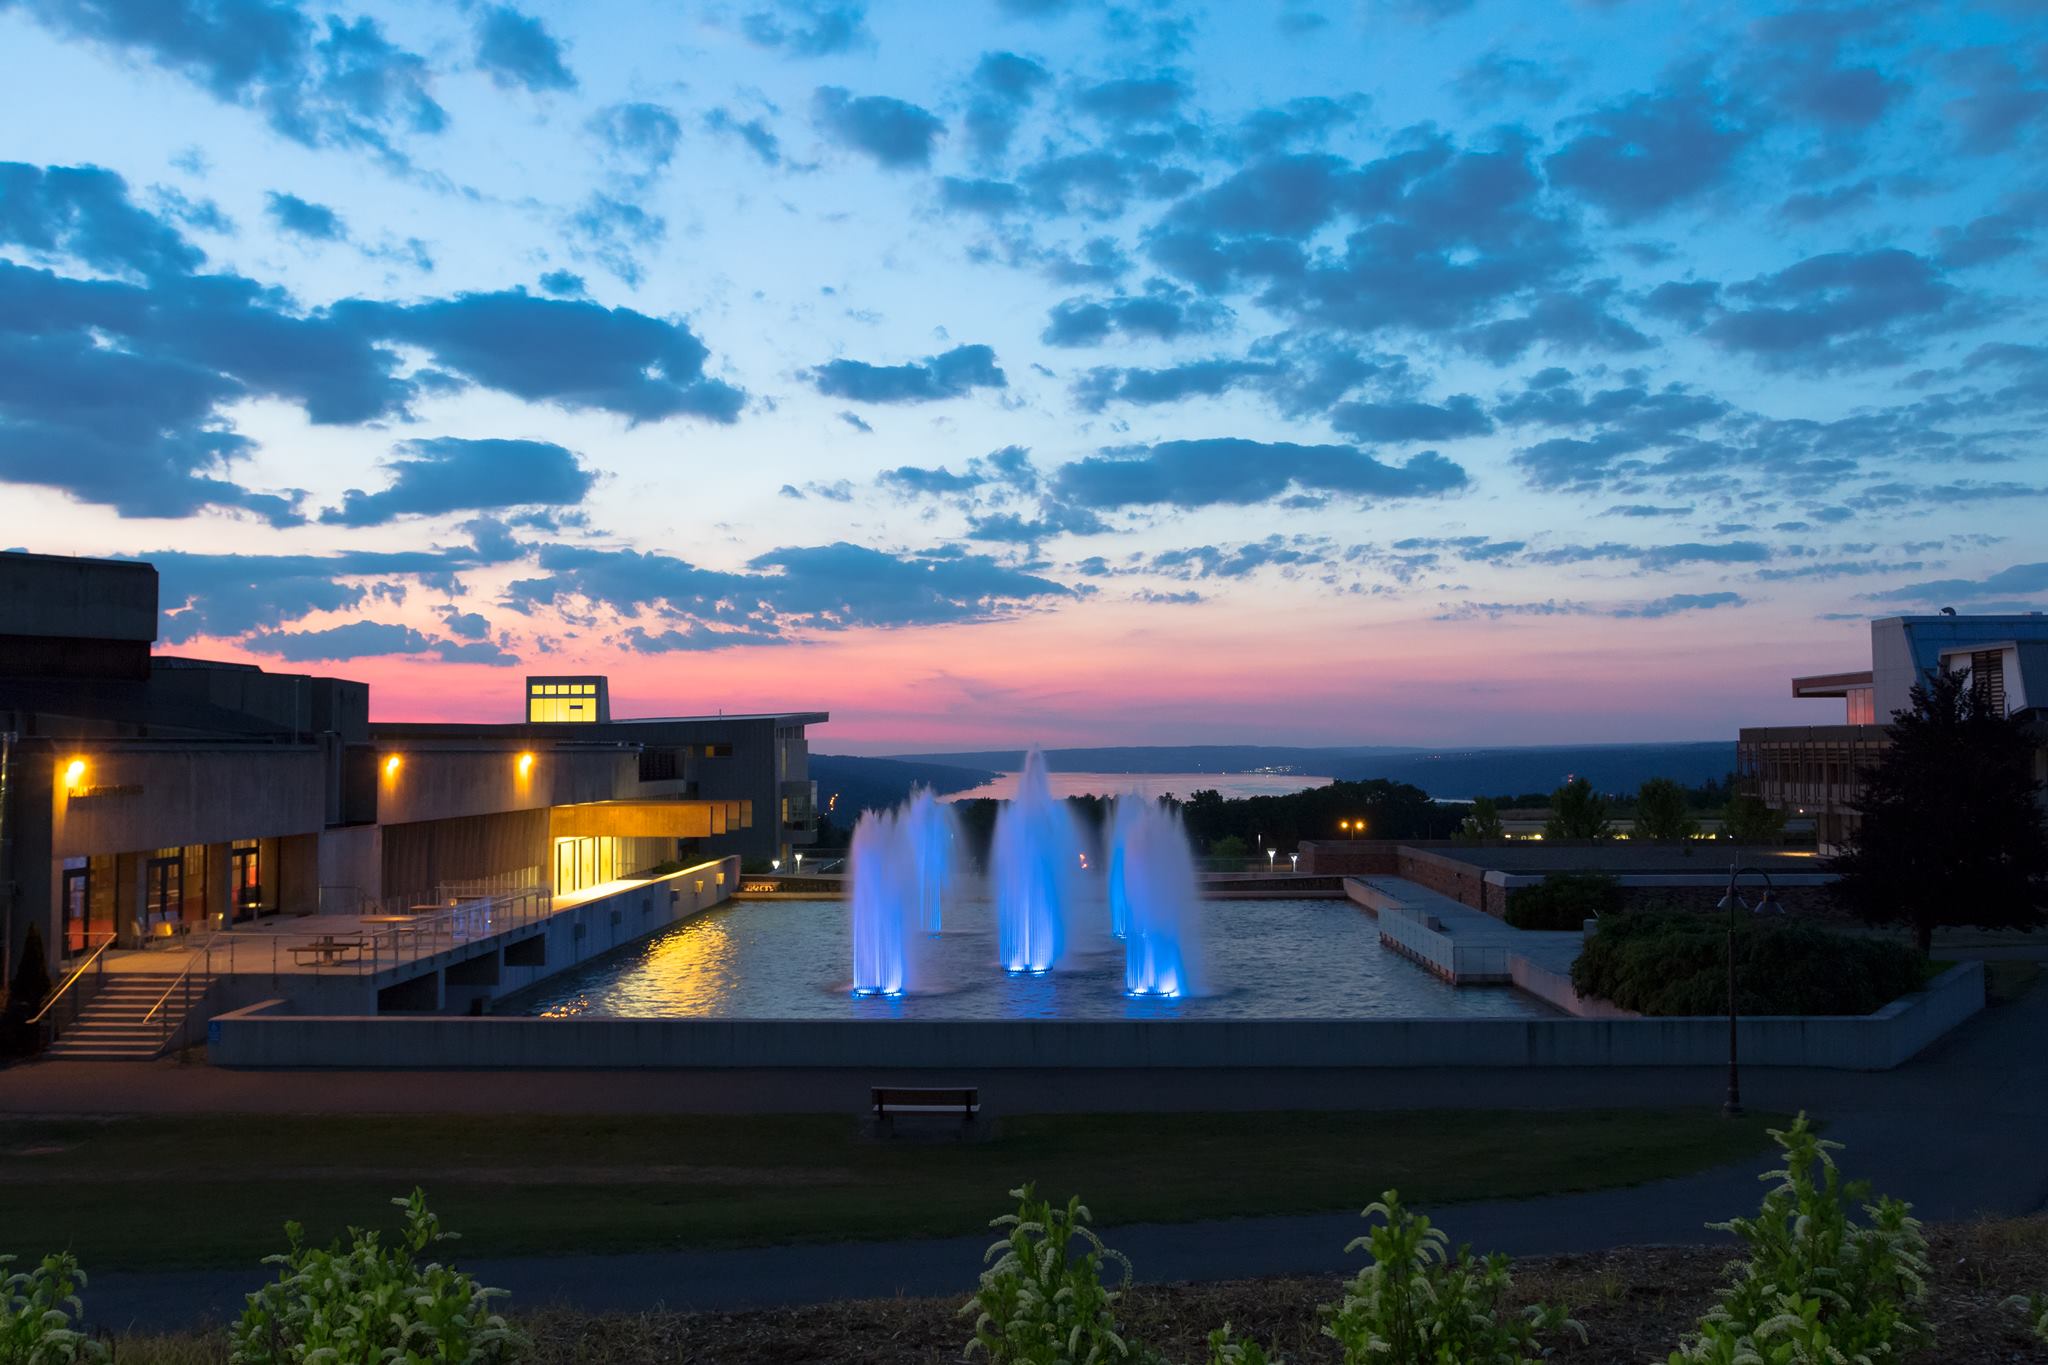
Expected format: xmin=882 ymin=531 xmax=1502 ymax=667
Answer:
xmin=993 ymin=750 xmax=1080 ymax=973
xmin=1109 ymin=796 xmax=1203 ymax=997
xmin=850 ymin=787 xmax=959 ymax=994
xmin=905 ymin=788 xmax=955 ymax=935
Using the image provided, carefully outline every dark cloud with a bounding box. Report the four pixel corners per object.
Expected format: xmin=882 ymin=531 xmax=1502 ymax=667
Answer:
xmin=590 ymin=102 xmax=682 ymax=178
xmin=1864 ymin=561 xmax=2048 ymax=604
xmin=319 ymin=436 xmax=594 ymax=527
xmin=1545 ymin=76 xmax=1751 ymax=223
xmin=1745 ymin=8 xmax=1905 ymax=130
xmin=1778 ymin=179 xmax=1881 ymax=223
xmin=1685 ymin=249 xmax=1970 ymax=371
xmin=742 ymin=1 xmax=870 ymax=57
xmin=964 ymin=503 xmax=1108 ymax=544
xmin=1146 ymin=535 xmax=1335 ymax=580
xmin=939 ymin=176 xmax=1025 ymax=217
xmin=1459 ymin=284 xmax=1654 ymax=363
xmin=1935 ymin=211 xmax=2034 ymax=269
xmin=703 ymin=107 xmax=783 ymax=166
xmin=250 ymin=619 xmax=436 ymax=661
xmin=1071 ymin=73 xmax=1189 ymax=127
xmin=1040 ymin=280 xmax=1229 ymax=346
xmin=1229 ymin=96 xmax=1365 ymax=156
xmin=145 ymin=543 xmax=503 ymax=642
xmin=263 ymin=190 xmax=344 ymax=241
xmin=563 ymin=192 xmax=665 ymax=284
xmin=439 ymin=608 xmax=491 ymax=640
xmin=505 ymin=540 xmax=1073 ymax=642
xmin=806 ymin=343 xmax=1006 ymax=403
xmin=837 ymin=409 xmax=873 ymax=433
xmin=1940 ymin=48 xmax=2048 ymax=156
xmin=813 ymin=87 xmax=945 ymax=168
xmin=0 ymin=162 xmax=205 ymax=279
xmin=965 ymin=51 xmax=1052 ymax=162
xmin=1053 ymin=438 xmax=1467 ymax=510
xmin=1602 ymin=503 xmax=1694 ymax=518
xmin=537 ymin=269 xmax=586 ymax=297
xmin=1013 ymin=149 xmax=1200 ymax=218
xmin=1453 ymin=51 xmax=1571 ymax=109
xmin=1071 ymin=358 xmax=1275 ymax=412
xmin=474 ymin=4 xmax=575 ymax=93
xmin=10 ymin=1 xmax=448 ymax=164
xmin=1328 ymin=395 xmax=1492 ymax=443
xmin=1438 ymin=591 xmax=1743 ymax=621
xmin=1069 ymin=333 xmax=1400 ymax=418
xmin=0 ymin=163 xmax=743 ymax=523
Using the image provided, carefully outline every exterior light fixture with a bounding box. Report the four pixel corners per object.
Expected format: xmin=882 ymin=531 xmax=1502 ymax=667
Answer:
xmin=1718 ymin=865 xmax=1783 ymax=1118
xmin=517 ymin=751 xmax=535 ymax=777
xmin=1289 ymin=852 xmax=1298 ymax=872
xmin=63 ymin=757 xmax=86 ymax=789
xmin=771 ymin=858 xmax=781 ymax=871
xmin=794 ymin=852 xmax=804 ymax=869
xmin=384 ymin=754 xmax=402 ymax=778
xmin=1267 ymin=848 xmax=1276 ymax=867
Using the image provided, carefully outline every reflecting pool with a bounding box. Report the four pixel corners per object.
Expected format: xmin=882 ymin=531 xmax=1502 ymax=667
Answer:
xmin=508 ymin=897 xmax=1558 ymax=1021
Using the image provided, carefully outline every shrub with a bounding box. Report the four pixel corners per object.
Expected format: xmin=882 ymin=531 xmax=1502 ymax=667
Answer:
xmin=1635 ymin=778 xmax=1701 ymax=843
xmin=1543 ymin=778 xmax=1613 ymax=841
xmin=232 ymin=1190 xmax=524 ymax=1365
xmin=1720 ymin=794 xmax=1786 ymax=846
xmin=961 ymin=1185 xmax=1151 ymax=1365
xmin=1505 ymin=873 xmax=1622 ymax=930
xmin=1570 ymin=912 xmax=1928 ymax=1016
xmin=1204 ymin=1325 xmax=1275 ymax=1365
xmin=2006 ymin=1292 xmax=2048 ymax=1344
xmin=1321 ymin=1191 xmax=1582 ymax=1365
xmin=1208 ymin=835 xmax=1251 ymax=860
xmin=1670 ymin=1115 xmax=1928 ymax=1365
xmin=1457 ymin=796 xmax=1505 ymax=843
xmin=1 ymin=1253 xmax=106 ymax=1365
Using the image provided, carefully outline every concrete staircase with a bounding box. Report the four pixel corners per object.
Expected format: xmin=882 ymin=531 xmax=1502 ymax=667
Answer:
xmin=44 ymin=973 xmax=179 ymax=1060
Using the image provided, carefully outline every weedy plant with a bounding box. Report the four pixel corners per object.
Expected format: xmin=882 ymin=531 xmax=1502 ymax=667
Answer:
xmin=231 ymin=1189 xmax=526 ymax=1365
xmin=2004 ymin=1292 xmax=2048 ymax=1344
xmin=961 ymin=1184 xmax=1154 ymax=1365
xmin=1320 ymin=1190 xmax=1583 ymax=1365
xmin=1 ymin=1253 xmax=107 ymax=1365
xmin=1203 ymin=1324 xmax=1277 ymax=1364
xmin=1669 ymin=1114 xmax=1929 ymax=1365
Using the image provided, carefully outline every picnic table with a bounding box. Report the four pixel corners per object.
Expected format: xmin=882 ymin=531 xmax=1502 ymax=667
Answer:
xmin=289 ymin=934 xmax=367 ymax=965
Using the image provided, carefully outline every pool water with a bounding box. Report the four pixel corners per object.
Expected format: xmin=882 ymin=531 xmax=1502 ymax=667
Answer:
xmin=506 ymin=897 xmax=1558 ymax=1021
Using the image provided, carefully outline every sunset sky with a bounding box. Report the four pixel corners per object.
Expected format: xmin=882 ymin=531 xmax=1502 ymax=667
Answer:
xmin=3 ymin=0 xmax=2045 ymax=752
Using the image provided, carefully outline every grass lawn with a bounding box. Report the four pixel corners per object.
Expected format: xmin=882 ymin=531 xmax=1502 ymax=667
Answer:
xmin=0 ymin=1108 xmax=1783 ymax=1271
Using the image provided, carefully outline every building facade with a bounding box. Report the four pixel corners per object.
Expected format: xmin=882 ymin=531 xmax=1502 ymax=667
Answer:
xmin=1738 ymin=614 xmax=2048 ymax=852
xmin=0 ymin=551 xmax=825 ymax=989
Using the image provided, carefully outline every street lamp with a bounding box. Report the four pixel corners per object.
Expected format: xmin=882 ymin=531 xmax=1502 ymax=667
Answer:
xmin=794 ymin=851 xmax=804 ymax=871
xmin=771 ymin=858 xmax=781 ymax=872
xmin=1716 ymin=865 xmax=1783 ymax=1117
xmin=1289 ymin=853 xmax=1298 ymax=872
xmin=1267 ymin=848 xmax=1276 ymax=869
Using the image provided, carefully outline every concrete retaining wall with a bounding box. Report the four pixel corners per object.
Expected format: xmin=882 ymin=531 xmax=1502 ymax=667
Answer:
xmin=208 ymin=961 xmax=1984 ymax=1071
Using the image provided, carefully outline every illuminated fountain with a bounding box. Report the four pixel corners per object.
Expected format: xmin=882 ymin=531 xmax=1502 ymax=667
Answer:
xmin=992 ymin=750 xmax=1081 ymax=973
xmin=905 ymin=788 xmax=955 ymax=934
xmin=1108 ymin=796 xmax=1203 ymax=997
xmin=849 ymin=787 xmax=959 ymax=994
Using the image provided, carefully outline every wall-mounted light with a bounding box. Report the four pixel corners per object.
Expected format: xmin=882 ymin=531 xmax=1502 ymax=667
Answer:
xmin=63 ymin=757 xmax=86 ymax=789
xmin=384 ymin=754 xmax=403 ymax=779
xmin=517 ymin=752 xmax=535 ymax=778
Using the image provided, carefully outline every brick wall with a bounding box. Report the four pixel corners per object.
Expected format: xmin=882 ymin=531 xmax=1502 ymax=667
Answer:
xmin=1294 ymin=840 xmax=1402 ymax=875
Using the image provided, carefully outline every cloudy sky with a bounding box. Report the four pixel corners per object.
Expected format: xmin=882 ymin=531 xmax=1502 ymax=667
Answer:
xmin=3 ymin=0 xmax=2046 ymax=752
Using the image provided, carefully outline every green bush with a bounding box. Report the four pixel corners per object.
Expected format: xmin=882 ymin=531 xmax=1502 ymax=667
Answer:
xmin=232 ymin=1190 xmax=524 ymax=1365
xmin=1208 ymin=835 xmax=1251 ymax=860
xmin=961 ymin=1185 xmax=1152 ymax=1365
xmin=1204 ymin=1325 xmax=1275 ymax=1365
xmin=2007 ymin=1292 xmax=2048 ymax=1344
xmin=1504 ymin=873 xmax=1622 ymax=930
xmin=1 ymin=1252 xmax=106 ymax=1365
xmin=1322 ymin=1191 xmax=1581 ymax=1365
xmin=1571 ymin=912 xmax=1928 ymax=1016
xmin=1670 ymin=1115 xmax=1928 ymax=1364
xmin=1720 ymin=794 xmax=1786 ymax=846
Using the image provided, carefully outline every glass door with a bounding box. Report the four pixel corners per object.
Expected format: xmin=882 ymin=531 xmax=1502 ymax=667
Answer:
xmin=231 ymin=845 xmax=262 ymax=921
xmin=144 ymin=855 xmax=184 ymax=938
xmin=61 ymin=866 xmax=90 ymax=958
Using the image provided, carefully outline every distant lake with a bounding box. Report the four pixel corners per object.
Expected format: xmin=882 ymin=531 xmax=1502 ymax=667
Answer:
xmin=942 ymin=771 xmax=1334 ymax=802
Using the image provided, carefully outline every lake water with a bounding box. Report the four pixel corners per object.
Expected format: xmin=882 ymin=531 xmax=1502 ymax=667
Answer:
xmin=506 ymin=897 xmax=1556 ymax=1021
xmin=942 ymin=771 xmax=1334 ymax=802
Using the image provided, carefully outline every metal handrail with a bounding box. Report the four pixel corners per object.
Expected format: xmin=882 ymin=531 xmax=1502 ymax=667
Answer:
xmin=26 ymin=937 xmax=114 ymax=1026
xmin=143 ymin=930 xmax=219 ymax=1028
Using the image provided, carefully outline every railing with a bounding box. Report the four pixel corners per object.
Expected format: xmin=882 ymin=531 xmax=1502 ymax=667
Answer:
xmin=26 ymin=936 xmax=115 ymax=1041
xmin=201 ymin=885 xmax=554 ymax=980
xmin=144 ymin=930 xmax=220 ymax=1055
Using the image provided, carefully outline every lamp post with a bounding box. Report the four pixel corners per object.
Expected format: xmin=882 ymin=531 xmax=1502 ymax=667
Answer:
xmin=1267 ymin=848 xmax=1276 ymax=869
xmin=771 ymin=858 xmax=781 ymax=873
xmin=794 ymin=851 xmax=803 ymax=872
xmin=1289 ymin=853 xmax=1298 ymax=872
xmin=1716 ymin=865 xmax=1783 ymax=1117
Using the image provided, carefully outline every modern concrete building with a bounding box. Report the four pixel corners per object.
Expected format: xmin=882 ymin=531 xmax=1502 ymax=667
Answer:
xmin=0 ymin=551 xmax=826 ymax=1013
xmin=1738 ymin=613 xmax=2048 ymax=852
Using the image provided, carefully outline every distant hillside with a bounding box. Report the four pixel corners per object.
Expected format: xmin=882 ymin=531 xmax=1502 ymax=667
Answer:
xmin=886 ymin=743 xmax=1737 ymax=799
xmin=810 ymin=754 xmax=998 ymax=819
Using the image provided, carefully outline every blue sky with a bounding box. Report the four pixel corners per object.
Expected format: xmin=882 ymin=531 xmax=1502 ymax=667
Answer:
xmin=2 ymin=0 xmax=2046 ymax=750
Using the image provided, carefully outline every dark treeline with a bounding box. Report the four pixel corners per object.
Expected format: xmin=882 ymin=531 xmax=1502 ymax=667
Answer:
xmin=1484 ymin=775 xmax=1734 ymax=810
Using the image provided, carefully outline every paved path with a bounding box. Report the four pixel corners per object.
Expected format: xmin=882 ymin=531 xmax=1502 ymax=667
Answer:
xmin=37 ymin=980 xmax=2048 ymax=1335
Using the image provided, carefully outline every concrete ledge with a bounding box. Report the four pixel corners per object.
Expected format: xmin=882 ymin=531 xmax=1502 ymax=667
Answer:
xmin=207 ymin=961 xmax=1984 ymax=1071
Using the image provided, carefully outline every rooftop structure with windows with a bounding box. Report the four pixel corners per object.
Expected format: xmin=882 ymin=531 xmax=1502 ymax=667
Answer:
xmin=1738 ymin=613 xmax=2048 ymax=853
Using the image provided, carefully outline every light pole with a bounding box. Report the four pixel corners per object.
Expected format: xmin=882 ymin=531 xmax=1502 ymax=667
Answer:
xmin=1289 ymin=853 xmax=1298 ymax=872
xmin=1267 ymin=848 xmax=1276 ymax=870
xmin=1717 ymin=865 xmax=1782 ymax=1116
xmin=771 ymin=858 xmax=781 ymax=873
xmin=794 ymin=851 xmax=804 ymax=872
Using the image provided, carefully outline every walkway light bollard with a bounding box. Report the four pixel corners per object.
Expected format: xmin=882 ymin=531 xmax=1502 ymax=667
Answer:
xmin=1716 ymin=864 xmax=1782 ymax=1117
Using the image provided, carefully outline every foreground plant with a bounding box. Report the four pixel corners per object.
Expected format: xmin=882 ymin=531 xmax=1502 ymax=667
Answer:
xmin=2004 ymin=1291 xmax=2048 ymax=1344
xmin=231 ymin=1189 xmax=525 ymax=1365
xmin=961 ymin=1185 xmax=1151 ymax=1365
xmin=1669 ymin=1114 xmax=1928 ymax=1365
xmin=1204 ymin=1324 xmax=1277 ymax=1364
xmin=1 ymin=1253 xmax=106 ymax=1365
xmin=1321 ymin=1191 xmax=1582 ymax=1365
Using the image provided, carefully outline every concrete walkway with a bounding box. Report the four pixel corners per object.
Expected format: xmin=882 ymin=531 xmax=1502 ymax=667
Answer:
xmin=29 ymin=977 xmax=2047 ymax=1334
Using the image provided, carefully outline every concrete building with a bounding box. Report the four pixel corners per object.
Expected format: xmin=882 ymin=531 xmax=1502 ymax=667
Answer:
xmin=0 ymin=551 xmax=826 ymax=1005
xmin=1738 ymin=613 xmax=2048 ymax=852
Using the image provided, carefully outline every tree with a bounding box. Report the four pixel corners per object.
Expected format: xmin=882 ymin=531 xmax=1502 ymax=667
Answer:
xmin=1543 ymin=777 xmax=1613 ymax=841
xmin=8 ymin=923 xmax=51 ymax=1015
xmin=1721 ymin=793 xmax=1786 ymax=846
xmin=1633 ymin=777 xmax=1700 ymax=843
xmin=1458 ymin=796 xmax=1505 ymax=842
xmin=1208 ymin=834 xmax=1251 ymax=860
xmin=1828 ymin=668 xmax=2048 ymax=954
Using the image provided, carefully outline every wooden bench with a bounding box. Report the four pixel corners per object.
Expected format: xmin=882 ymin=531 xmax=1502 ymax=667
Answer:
xmin=289 ymin=935 xmax=367 ymax=965
xmin=871 ymin=1085 xmax=980 ymax=1122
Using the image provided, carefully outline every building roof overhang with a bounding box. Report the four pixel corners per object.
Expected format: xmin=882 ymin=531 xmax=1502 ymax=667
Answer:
xmin=1791 ymin=670 xmax=1874 ymax=698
